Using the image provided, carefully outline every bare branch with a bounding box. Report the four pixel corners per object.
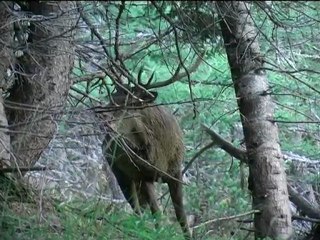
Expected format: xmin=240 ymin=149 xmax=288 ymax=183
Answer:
xmin=151 ymin=1 xmax=204 ymax=118
xmin=114 ymin=0 xmax=126 ymax=73
xmin=123 ymin=28 xmax=174 ymax=60
xmin=72 ymin=72 xmax=106 ymax=83
xmin=76 ymin=2 xmax=133 ymax=83
xmin=193 ymin=210 xmax=260 ymax=229
xmin=287 ymin=184 xmax=320 ymax=219
xmin=0 ymin=166 xmax=52 ymax=173
xmin=183 ymin=141 xmax=215 ymax=175
xmin=292 ymin=215 xmax=320 ymax=223
xmin=254 ymin=2 xmax=284 ymax=28
xmin=201 ymin=124 xmax=248 ymax=163
xmin=70 ymin=86 xmax=101 ymax=104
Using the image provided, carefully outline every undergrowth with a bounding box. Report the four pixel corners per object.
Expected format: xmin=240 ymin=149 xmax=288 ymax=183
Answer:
xmin=0 ymin=198 xmax=187 ymax=240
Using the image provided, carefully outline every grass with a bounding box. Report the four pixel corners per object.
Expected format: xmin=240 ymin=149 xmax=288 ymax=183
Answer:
xmin=0 ymin=197 xmax=187 ymax=240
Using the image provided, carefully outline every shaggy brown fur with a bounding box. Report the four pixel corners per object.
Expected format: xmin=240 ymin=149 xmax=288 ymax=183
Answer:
xmin=102 ymin=88 xmax=191 ymax=239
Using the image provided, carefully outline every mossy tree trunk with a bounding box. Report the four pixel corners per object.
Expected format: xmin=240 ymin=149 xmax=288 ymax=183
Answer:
xmin=216 ymin=2 xmax=292 ymax=239
xmin=0 ymin=2 xmax=14 ymax=169
xmin=6 ymin=1 xmax=78 ymax=169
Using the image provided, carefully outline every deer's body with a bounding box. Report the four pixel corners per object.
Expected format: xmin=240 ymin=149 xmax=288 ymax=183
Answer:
xmin=102 ymin=89 xmax=191 ymax=239
xmin=107 ymin=106 xmax=183 ymax=179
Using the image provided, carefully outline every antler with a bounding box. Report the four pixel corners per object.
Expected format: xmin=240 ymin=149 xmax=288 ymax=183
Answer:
xmin=129 ymin=50 xmax=205 ymax=93
xmin=136 ymin=65 xmax=155 ymax=88
xmin=146 ymin=51 xmax=205 ymax=89
xmin=127 ymin=66 xmax=157 ymax=100
xmin=108 ymin=66 xmax=158 ymax=106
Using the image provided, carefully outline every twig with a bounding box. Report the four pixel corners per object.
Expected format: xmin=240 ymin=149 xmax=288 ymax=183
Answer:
xmin=0 ymin=166 xmax=53 ymax=173
xmin=292 ymin=215 xmax=320 ymax=223
xmin=151 ymin=2 xmax=203 ymax=118
xmin=123 ymin=28 xmax=174 ymax=60
xmin=70 ymin=86 xmax=102 ymax=104
xmin=193 ymin=210 xmax=260 ymax=229
xmin=76 ymin=2 xmax=132 ymax=82
xmin=270 ymin=120 xmax=320 ymax=124
xmin=116 ymin=135 xmax=186 ymax=185
xmin=72 ymin=72 xmax=106 ymax=83
xmin=239 ymin=227 xmax=256 ymax=233
xmin=183 ymin=141 xmax=215 ymax=174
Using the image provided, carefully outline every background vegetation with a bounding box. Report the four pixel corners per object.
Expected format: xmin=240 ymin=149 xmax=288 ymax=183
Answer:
xmin=1 ymin=1 xmax=320 ymax=239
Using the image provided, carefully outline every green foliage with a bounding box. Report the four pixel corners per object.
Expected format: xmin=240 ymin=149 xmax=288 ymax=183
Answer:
xmin=4 ymin=1 xmax=320 ymax=239
xmin=0 ymin=199 xmax=187 ymax=240
xmin=68 ymin=2 xmax=320 ymax=238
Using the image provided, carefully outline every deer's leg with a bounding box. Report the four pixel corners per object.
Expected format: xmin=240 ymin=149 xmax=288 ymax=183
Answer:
xmin=130 ymin=181 xmax=142 ymax=215
xmin=110 ymin=165 xmax=141 ymax=215
xmin=141 ymin=181 xmax=160 ymax=215
xmin=135 ymin=181 xmax=160 ymax=214
xmin=139 ymin=181 xmax=162 ymax=229
xmin=135 ymin=181 xmax=149 ymax=212
xmin=168 ymin=173 xmax=192 ymax=240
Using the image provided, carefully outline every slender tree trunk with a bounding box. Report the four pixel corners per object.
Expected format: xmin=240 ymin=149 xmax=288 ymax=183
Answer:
xmin=0 ymin=2 xmax=14 ymax=168
xmin=6 ymin=1 xmax=78 ymax=169
xmin=216 ymin=2 xmax=292 ymax=239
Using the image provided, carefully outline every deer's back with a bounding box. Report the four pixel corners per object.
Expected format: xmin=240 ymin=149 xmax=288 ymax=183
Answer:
xmin=107 ymin=105 xmax=184 ymax=181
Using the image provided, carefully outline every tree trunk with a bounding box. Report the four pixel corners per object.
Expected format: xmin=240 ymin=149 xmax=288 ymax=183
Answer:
xmin=6 ymin=1 xmax=78 ymax=169
xmin=0 ymin=2 xmax=14 ymax=168
xmin=216 ymin=2 xmax=292 ymax=239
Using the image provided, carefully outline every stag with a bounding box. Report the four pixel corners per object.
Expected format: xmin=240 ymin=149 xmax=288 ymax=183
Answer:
xmin=101 ymin=76 xmax=192 ymax=239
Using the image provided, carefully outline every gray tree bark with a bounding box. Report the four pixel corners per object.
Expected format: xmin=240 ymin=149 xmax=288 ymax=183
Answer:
xmin=6 ymin=1 xmax=78 ymax=169
xmin=216 ymin=2 xmax=292 ymax=239
xmin=0 ymin=2 xmax=14 ymax=168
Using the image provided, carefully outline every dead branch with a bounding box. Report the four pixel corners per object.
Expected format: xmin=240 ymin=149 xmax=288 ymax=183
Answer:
xmin=72 ymin=72 xmax=106 ymax=83
xmin=292 ymin=215 xmax=320 ymax=223
xmin=201 ymin=124 xmax=248 ymax=163
xmin=287 ymin=184 xmax=320 ymax=219
xmin=70 ymin=86 xmax=102 ymax=104
xmin=76 ymin=2 xmax=133 ymax=83
xmin=151 ymin=1 xmax=200 ymax=118
xmin=123 ymin=28 xmax=174 ymax=60
xmin=0 ymin=166 xmax=52 ymax=173
xmin=192 ymin=210 xmax=260 ymax=229
xmin=283 ymin=151 xmax=320 ymax=165
xmin=114 ymin=1 xmax=125 ymax=63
